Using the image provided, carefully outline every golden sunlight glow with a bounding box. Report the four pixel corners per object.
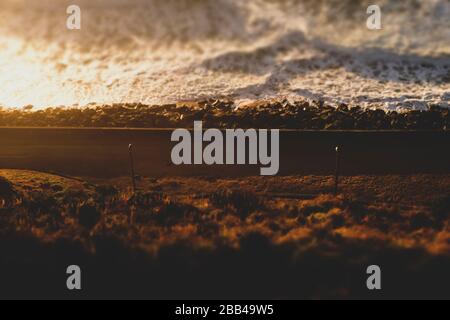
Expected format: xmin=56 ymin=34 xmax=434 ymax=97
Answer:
xmin=0 ymin=37 xmax=80 ymax=108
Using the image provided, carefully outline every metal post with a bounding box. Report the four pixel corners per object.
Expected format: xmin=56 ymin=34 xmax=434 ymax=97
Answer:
xmin=335 ymin=146 xmax=340 ymax=195
xmin=128 ymin=144 xmax=136 ymax=193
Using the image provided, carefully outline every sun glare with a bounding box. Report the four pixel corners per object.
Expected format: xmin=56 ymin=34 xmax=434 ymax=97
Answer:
xmin=0 ymin=37 xmax=79 ymax=108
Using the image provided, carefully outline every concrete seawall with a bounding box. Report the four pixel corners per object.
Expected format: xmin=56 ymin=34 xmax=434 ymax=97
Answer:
xmin=0 ymin=128 xmax=448 ymax=178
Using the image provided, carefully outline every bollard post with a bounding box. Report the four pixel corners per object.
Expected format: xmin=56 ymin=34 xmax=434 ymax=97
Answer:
xmin=128 ymin=144 xmax=137 ymax=194
xmin=335 ymin=146 xmax=340 ymax=195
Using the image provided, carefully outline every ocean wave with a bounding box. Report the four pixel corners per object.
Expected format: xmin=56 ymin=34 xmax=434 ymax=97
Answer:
xmin=0 ymin=0 xmax=448 ymax=109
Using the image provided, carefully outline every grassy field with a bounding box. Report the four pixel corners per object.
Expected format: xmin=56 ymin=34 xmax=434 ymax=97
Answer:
xmin=0 ymin=169 xmax=449 ymax=299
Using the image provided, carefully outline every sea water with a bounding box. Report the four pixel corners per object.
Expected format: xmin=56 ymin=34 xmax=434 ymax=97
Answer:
xmin=0 ymin=0 xmax=448 ymax=110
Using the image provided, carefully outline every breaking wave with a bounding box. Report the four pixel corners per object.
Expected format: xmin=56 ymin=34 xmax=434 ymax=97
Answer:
xmin=0 ymin=0 xmax=449 ymax=110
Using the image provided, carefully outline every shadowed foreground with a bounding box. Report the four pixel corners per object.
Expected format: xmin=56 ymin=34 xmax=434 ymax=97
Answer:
xmin=0 ymin=170 xmax=449 ymax=299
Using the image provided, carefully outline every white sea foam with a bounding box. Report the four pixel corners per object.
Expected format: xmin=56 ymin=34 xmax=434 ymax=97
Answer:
xmin=0 ymin=0 xmax=448 ymax=110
